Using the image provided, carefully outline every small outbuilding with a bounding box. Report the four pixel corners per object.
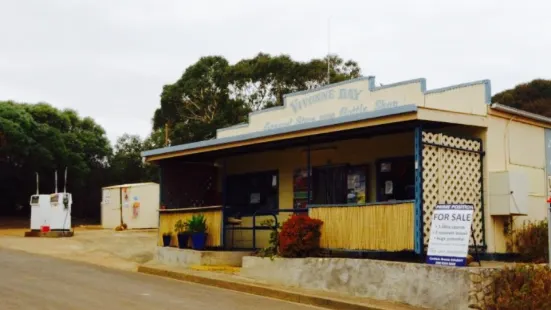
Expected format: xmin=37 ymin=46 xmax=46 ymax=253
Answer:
xmin=101 ymin=182 xmax=159 ymax=229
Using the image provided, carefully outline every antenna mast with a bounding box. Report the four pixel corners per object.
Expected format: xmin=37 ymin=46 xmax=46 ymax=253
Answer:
xmin=55 ymin=170 xmax=58 ymax=193
xmin=64 ymin=167 xmax=67 ymax=193
xmin=36 ymin=172 xmax=39 ymax=195
xmin=327 ymin=17 xmax=331 ymax=85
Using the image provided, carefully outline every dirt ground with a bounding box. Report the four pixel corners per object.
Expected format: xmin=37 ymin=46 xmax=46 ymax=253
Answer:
xmin=0 ymin=217 xmax=157 ymax=271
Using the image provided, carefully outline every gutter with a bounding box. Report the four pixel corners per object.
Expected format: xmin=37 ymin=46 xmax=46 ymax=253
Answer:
xmin=490 ymin=103 xmax=551 ymax=125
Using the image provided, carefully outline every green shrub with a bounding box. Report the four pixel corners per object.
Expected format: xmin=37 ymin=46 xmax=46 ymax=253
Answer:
xmin=512 ymin=220 xmax=548 ymax=263
xmin=256 ymin=219 xmax=281 ymax=259
xmin=487 ymin=264 xmax=551 ymax=310
xmin=174 ymin=219 xmax=188 ymax=234
xmin=186 ymin=214 xmax=207 ymax=233
xmin=279 ymin=214 xmax=323 ymax=258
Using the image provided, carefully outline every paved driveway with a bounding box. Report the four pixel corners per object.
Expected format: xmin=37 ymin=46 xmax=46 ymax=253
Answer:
xmin=0 ymin=229 xmax=157 ymax=271
xmin=0 ymin=248 xmax=320 ymax=310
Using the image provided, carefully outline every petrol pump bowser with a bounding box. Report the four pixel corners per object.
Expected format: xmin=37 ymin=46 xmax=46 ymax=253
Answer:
xmin=49 ymin=192 xmax=72 ymax=231
xmin=29 ymin=194 xmax=51 ymax=231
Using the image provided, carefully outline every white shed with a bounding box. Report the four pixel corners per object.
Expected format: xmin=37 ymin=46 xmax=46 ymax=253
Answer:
xmin=101 ymin=182 xmax=159 ymax=229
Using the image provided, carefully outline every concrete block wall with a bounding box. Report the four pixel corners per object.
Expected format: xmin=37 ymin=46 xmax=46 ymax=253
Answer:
xmin=241 ymin=256 xmax=500 ymax=310
xmin=155 ymin=247 xmax=251 ymax=267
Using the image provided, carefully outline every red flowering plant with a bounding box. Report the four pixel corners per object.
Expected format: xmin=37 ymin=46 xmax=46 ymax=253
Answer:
xmin=279 ymin=214 xmax=323 ymax=258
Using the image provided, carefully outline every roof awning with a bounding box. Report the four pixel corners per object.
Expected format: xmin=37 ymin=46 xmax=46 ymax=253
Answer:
xmin=142 ymin=105 xmax=419 ymax=162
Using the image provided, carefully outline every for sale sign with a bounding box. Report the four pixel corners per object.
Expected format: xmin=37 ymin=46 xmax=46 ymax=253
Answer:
xmin=426 ymin=204 xmax=474 ymax=267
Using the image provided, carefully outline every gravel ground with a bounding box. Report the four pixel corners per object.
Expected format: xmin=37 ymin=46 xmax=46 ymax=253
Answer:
xmin=0 ymin=227 xmax=157 ymax=271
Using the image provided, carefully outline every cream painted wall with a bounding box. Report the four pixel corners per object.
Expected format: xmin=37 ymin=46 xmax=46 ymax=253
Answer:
xmin=486 ymin=115 xmax=547 ymax=253
xmin=223 ymin=132 xmax=415 ymax=248
xmin=217 ymin=77 xmax=490 ymax=139
xmin=424 ymin=83 xmax=488 ymax=116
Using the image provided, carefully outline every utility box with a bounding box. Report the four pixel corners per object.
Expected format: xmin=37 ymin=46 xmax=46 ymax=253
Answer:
xmin=101 ymin=182 xmax=159 ymax=229
xmin=489 ymin=170 xmax=529 ymax=216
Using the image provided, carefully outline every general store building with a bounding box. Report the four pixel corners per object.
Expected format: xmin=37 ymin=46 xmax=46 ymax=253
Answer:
xmin=142 ymin=76 xmax=551 ymax=257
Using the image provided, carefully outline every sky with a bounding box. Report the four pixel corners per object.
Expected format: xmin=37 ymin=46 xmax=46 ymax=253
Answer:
xmin=1 ymin=0 xmax=550 ymax=144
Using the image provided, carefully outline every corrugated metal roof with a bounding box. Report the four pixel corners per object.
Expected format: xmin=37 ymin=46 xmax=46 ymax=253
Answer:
xmin=490 ymin=103 xmax=551 ymax=125
xmin=102 ymin=182 xmax=158 ymax=190
xmin=141 ymin=104 xmax=418 ymax=159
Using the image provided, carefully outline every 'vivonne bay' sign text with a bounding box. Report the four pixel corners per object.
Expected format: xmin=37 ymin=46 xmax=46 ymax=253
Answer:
xmin=289 ymin=88 xmax=364 ymax=113
xmin=263 ymin=97 xmax=406 ymax=131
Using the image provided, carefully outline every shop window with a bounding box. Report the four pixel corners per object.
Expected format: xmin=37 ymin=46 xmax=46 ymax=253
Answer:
xmin=298 ymin=164 xmax=368 ymax=206
xmin=312 ymin=165 xmax=348 ymax=205
xmin=226 ymin=170 xmax=278 ymax=216
xmin=376 ymin=156 xmax=415 ymax=202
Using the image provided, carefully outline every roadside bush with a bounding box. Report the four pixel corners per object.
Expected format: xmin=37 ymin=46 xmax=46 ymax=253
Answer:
xmin=487 ymin=264 xmax=551 ymax=310
xmin=279 ymin=215 xmax=323 ymax=258
xmin=512 ymin=220 xmax=548 ymax=263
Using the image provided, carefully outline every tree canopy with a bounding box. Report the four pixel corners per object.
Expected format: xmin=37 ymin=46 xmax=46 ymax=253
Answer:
xmin=110 ymin=133 xmax=158 ymax=185
xmin=492 ymin=79 xmax=551 ymax=117
xmin=153 ymin=53 xmax=361 ymax=145
xmin=0 ymin=101 xmax=112 ymax=218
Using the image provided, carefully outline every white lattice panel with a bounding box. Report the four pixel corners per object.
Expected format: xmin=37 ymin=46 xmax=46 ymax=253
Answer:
xmin=421 ymin=132 xmax=483 ymax=246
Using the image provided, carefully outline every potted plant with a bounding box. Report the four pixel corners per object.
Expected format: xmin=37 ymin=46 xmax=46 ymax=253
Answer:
xmin=174 ymin=219 xmax=190 ymax=249
xmin=162 ymin=232 xmax=172 ymax=247
xmin=186 ymin=214 xmax=208 ymax=250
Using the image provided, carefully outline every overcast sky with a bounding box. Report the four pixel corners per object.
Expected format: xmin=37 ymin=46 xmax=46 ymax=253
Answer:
xmin=1 ymin=0 xmax=550 ymax=144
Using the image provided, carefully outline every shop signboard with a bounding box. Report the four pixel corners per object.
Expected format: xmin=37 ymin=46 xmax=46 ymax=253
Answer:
xmin=426 ymin=204 xmax=474 ymax=267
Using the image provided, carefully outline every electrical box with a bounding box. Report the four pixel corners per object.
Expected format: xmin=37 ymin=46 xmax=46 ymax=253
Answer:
xmin=489 ymin=170 xmax=529 ymax=216
xmin=49 ymin=193 xmax=72 ymax=231
xmin=29 ymin=194 xmax=51 ymax=231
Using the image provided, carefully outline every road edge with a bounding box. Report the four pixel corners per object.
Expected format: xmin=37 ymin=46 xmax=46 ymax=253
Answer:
xmin=138 ymin=264 xmax=383 ymax=310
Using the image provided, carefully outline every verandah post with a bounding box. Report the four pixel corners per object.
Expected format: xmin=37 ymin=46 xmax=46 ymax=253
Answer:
xmin=414 ymin=126 xmax=424 ymax=255
xmin=221 ymin=159 xmax=227 ymax=249
xmin=307 ymin=137 xmax=312 ymax=205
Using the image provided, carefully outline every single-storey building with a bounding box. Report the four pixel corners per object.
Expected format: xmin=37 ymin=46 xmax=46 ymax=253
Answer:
xmin=142 ymin=76 xmax=551 ymax=257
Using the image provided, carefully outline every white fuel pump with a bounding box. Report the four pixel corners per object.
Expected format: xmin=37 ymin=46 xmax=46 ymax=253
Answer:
xmin=29 ymin=173 xmax=51 ymax=231
xmin=49 ymin=168 xmax=72 ymax=231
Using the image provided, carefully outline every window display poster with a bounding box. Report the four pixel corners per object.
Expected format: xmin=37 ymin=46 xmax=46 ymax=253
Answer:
xmin=122 ymin=187 xmax=130 ymax=208
xmin=384 ymin=180 xmax=393 ymax=194
xmin=132 ymin=196 xmax=140 ymax=219
xmin=293 ymin=168 xmax=311 ymax=208
xmin=102 ymin=189 xmax=110 ymax=205
xmin=250 ymin=193 xmax=261 ymax=204
xmin=347 ymin=167 xmax=366 ymax=203
xmin=427 ymin=204 xmax=474 ymax=267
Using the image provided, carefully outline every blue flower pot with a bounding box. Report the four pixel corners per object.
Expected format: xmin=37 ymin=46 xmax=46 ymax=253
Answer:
xmin=162 ymin=235 xmax=171 ymax=247
xmin=191 ymin=232 xmax=207 ymax=250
